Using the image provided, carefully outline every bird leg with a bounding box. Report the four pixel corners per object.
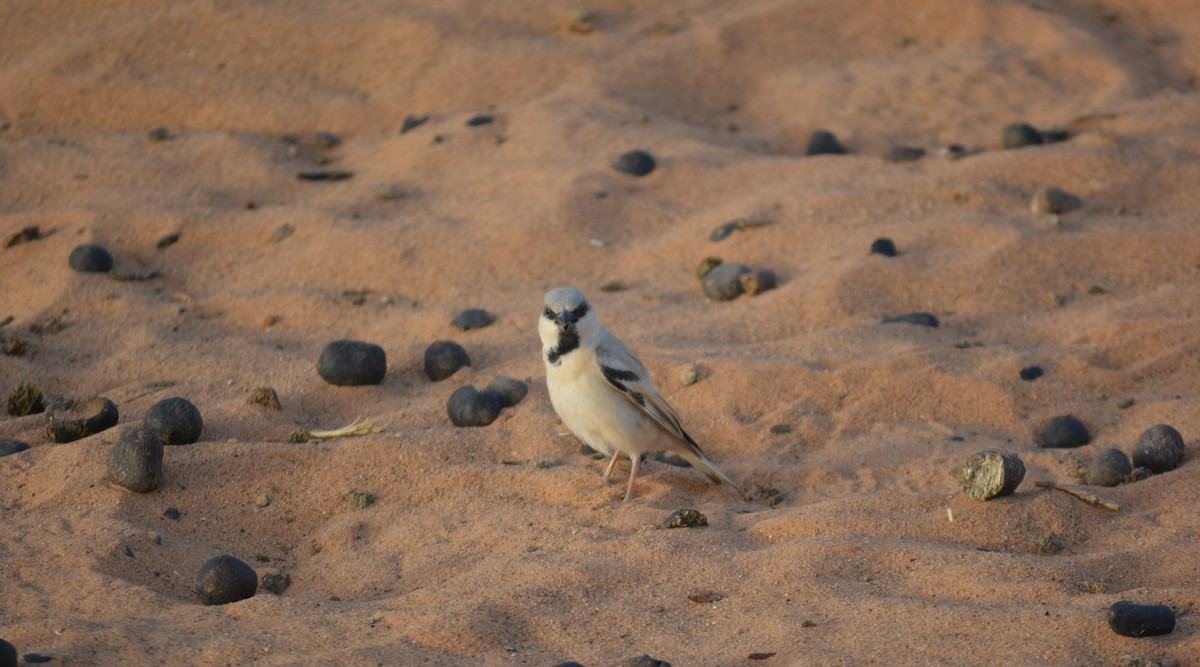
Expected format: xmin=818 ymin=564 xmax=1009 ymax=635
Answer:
xmin=623 ymin=454 xmax=641 ymax=502
xmin=603 ymin=451 xmax=621 ymax=481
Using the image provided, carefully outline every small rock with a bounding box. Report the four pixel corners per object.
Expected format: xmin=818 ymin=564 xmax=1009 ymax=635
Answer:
xmin=884 ymin=146 xmax=925 ymax=163
xmin=739 ymin=269 xmax=777 ymax=296
xmin=702 ymin=262 xmax=751 ymax=301
xmin=261 ymin=572 xmax=291 ymax=595
xmin=696 ymin=256 xmax=723 ymax=280
xmin=163 ymin=507 xmax=181 ymax=521
xmin=45 ymin=397 xmax=119 ymax=443
xmin=486 ymin=376 xmax=528 ymax=407
xmin=1086 ymin=448 xmax=1132 ymax=487
xmin=1040 ymin=415 xmax=1090 ymax=449
xmin=870 ymin=238 xmax=897 ymax=257
xmin=424 ymin=340 xmax=470 ymax=381
xmin=451 ymin=308 xmax=495 ymax=331
xmin=805 ymin=130 xmax=846 ymax=156
xmin=7 ymin=380 xmax=44 ymax=416
xmin=688 ymin=590 xmax=724 ymax=603
xmin=296 ymin=171 xmax=353 ymax=181
xmin=679 ymin=363 xmax=705 ymax=386
xmin=1107 ymin=601 xmax=1176 ymax=637
xmin=347 ymin=490 xmax=374 ymax=510
xmin=0 ymin=639 xmax=14 ymax=667
xmin=465 ymin=114 xmax=494 ymax=127
xmin=0 ymin=439 xmax=30 ymax=457
xmin=567 ymin=9 xmax=595 ymax=34
xmin=155 ymin=232 xmax=182 ymax=249
xmin=1038 ymin=531 xmax=1066 ymax=555
xmin=248 ymin=387 xmax=282 ymax=410
xmin=616 ymin=655 xmax=672 ymax=667
xmin=317 ymin=340 xmax=387 ymax=386
xmin=881 ymin=312 xmax=939 ymax=327
xmin=769 ymin=424 xmax=792 ymax=434
xmin=1132 ymin=424 xmax=1185 ymax=473
xmin=254 ymin=494 xmax=270 ymax=509
xmin=1019 ymin=366 xmax=1044 ymax=381
xmin=1042 ymin=127 xmax=1070 ymax=143
xmin=68 ymin=244 xmax=114 ymax=273
xmin=600 ymin=280 xmax=626 ymax=292
xmin=614 ymin=150 xmax=657 ymax=177
xmin=400 ymin=114 xmax=430 ymax=134
xmin=22 ymin=654 xmax=52 ymax=664
xmin=1001 ymin=122 xmax=1044 ymax=149
xmin=663 ymin=509 xmax=708 ymax=528
xmin=107 ymin=427 xmax=164 ymax=493
xmin=1031 ymin=186 xmax=1082 ymax=215
xmin=554 ymin=663 xmax=585 ymax=667
xmin=195 ymin=554 xmax=258 ymax=605
xmin=373 ymin=184 xmax=409 ymax=201
xmin=272 ymin=224 xmax=295 ymax=242
xmin=958 ymin=449 xmax=1026 ymax=500
xmin=144 ymin=397 xmax=204 ymax=445
xmin=3 ymin=225 xmax=39 ymax=248
xmin=447 ymin=386 xmax=502 ymax=427
xmin=147 ymin=126 xmax=170 ymax=142
xmin=312 ymin=131 xmax=341 ymax=148
xmin=709 ymin=220 xmax=740 ymax=242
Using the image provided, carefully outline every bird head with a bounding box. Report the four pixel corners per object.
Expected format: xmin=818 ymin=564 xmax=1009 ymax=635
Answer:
xmin=539 ymin=287 xmax=598 ymax=348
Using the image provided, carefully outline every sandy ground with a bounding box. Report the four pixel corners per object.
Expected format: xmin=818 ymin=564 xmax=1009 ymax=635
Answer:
xmin=3 ymin=1 xmax=1200 ymax=665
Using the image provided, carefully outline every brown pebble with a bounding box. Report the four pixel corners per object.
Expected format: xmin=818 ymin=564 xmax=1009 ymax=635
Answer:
xmin=958 ymin=449 xmax=1025 ymax=500
xmin=258 ymin=315 xmax=281 ymax=329
xmin=248 ymin=387 xmax=282 ymax=410
xmin=254 ymin=494 xmax=271 ymax=509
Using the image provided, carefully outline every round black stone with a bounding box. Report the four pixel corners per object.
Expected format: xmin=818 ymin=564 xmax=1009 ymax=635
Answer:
xmin=196 ymin=554 xmax=258 ymax=605
xmin=1019 ymin=366 xmax=1044 ymax=381
xmin=424 ymin=340 xmax=470 ymax=381
xmin=0 ymin=638 xmax=15 ymax=667
xmin=447 ymin=386 xmax=502 ymax=427
xmin=144 ymin=397 xmax=203 ymax=445
xmin=465 ymin=114 xmax=494 ymax=127
xmin=1085 ymin=448 xmax=1131 ymax=487
xmin=1040 ymin=415 xmax=1090 ymax=449
xmin=1001 ymin=122 xmax=1044 ymax=149
xmin=1131 ymin=423 xmax=1185 ymax=473
xmin=45 ymin=397 xmax=119 ymax=443
xmin=107 ymin=427 xmax=164 ymax=493
xmin=883 ymin=146 xmax=925 ymax=163
xmin=805 ymin=130 xmax=847 ymax=156
xmin=163 ymin=507 xmax=181 ymax=521
xmin=317 ymin=340 xmax=387 ymax=386
xmin=68 ymin=244 xmax=114 ymax=273
xmin=486 ymin=375 xmax=528 ymax=408
xmin=881 ymin=312 xmax=940 ymax=328
xmin=451 ymin=308 xmax=495 ymax=331
xmin=870 ymin=238 xmax=897 ymax=257
xmin=702 ymin=262 xmax=751 ymax=301
xmin=1107 ymin=601 xmax=1176 ymax=637
xmin=0 ymin=439 xmax=30 ymax=457
xmin=614 ymin=150 xmax=657 ymax=177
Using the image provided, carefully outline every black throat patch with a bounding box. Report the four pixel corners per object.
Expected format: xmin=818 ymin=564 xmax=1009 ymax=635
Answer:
xmin=546 ymin=330 xmax=580 ymax=366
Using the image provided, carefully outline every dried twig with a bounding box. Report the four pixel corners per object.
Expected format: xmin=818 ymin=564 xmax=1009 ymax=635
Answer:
xmin=309 ymin=417 xmax=383 ymax=439
xmin=1035 ymin=481 xmax=1120 ymax=511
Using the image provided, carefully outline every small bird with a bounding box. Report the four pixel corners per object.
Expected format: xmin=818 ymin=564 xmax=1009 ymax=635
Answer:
xmin=539 ymin=287 xmax=738 ymax=501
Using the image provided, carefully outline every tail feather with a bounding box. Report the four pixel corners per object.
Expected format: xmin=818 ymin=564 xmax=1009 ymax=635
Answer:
xmin=676 ymin=448 xmax=740 ymax=493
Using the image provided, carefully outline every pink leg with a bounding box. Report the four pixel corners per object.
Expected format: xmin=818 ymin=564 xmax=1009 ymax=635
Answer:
xmin=623 ymin=454 xmax=641 ymax=502
xmin=603 ymin=451 xmax=621 ymax=481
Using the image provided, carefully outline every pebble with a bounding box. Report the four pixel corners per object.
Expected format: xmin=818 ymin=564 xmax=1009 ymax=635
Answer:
xmin=424 ymin=340 xmax=470 ymax=381
xmin=144 ymin=397 xmax=204 ymax=445
xmin=696 ymin=256 xmax=723 ymax=280
xmin=702 ymin=262 xmax=751 ymax=301
xmin=663 ymin=509 xmax=708 ymax=528
xmin=617 ymin=655 xmax=672 ymax=667
xmin=7 ymin=380 xmax=44 ymax=416
xmin=400 ymin=114 xmax=430 ymax=134
xmin=155 ymin=232 xmax=181 ymax=249
xmin=1131 ymin=424 xmax=1185 ymax=473
xmin=312 ymin=131 xmax=341 ymax=148
xmin=163 ymin=507 xmax=181 ymax=521
xmin=1040 ymin=415 xmax=1090 ymax=448
xmin=1001 ymin=122 xmax=1044 ymax=149
xmin=740 ymin=269 xmax=777 ymax=296
xmin=347 ymin=490 xmax=374 ymax=510
xmin=0 ymin=639 xmax=13 ymax=667
xmin=486 ymin=375 xmax=528 ymax=407
xmin=296 ymin=170 xmax=353 ymax=181
xmin=688 ymin=590 xmax=724 ymax=603
xmin=881 ymin=312 xmax=939 ymax=327
xmin=1042 ymin=127 xmax=1070 ymax=143
xmin=1031 ymin=186 xmax=1082 ymax=215
xmin=884 ymin=146 xmax=925 ymax=162
xmin=447 ymin=386 xmax=502 ymax=427
xmin=679 ymin=363 xmax=705 ymax=386
xmin=272 ymin=224 xmax=295 ymax=243
xmin=958 ymin=450 xmax=1026 ymax=500
xmin=1086 ymin=448 xmax=1132 ymax=487
xmin=248 ymin=387 xmax=282 ymax=410
xmin=68 ymin=244 xmax=114 ymax=273
xmin=553 ymin=662 xmax=584 ymax=667
xmin=805 ymin=130 xmax=847 ymax=156
xmin=451 ymin=308 xmax=495 ymax=331
xmin=261 ymin=572 xmax=291 ymax=595
xmin=107 ymin=427 xmax=164 ymax=493
xmin=0 ymin=439 xmax=30 ymax=457
xmin=709 ymin=220 xmax=740 ymax=242
xmin=614 ymin=150 xmax=657 ymax=177
xmin=317 ymin=340 xmax=387 ymax=386
xmin=196 ymin=554 xmax=258 ymax=605
xmin=1107 ymin=601 xmax=1176 ymax=637
xmin=147 ymin=126 xmax=170 ymax=142
xmin=465 ymin=114 xmax=494 ymax=127
xmin=870 ymin=238 xmax=897 ymax=257
xmin=45 ymin=397 xmax=119 ymax=443
xmin=1019 ymin=365 xmax=1044 ymax=381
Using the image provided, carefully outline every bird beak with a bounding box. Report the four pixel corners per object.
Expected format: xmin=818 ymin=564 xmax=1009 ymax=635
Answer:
xmin=555 ymin=311 xmax=575 ymax=330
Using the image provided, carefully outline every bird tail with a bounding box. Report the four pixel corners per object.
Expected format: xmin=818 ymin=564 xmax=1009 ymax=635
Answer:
xmin=677 ymin=448 xmax=741 ymax=494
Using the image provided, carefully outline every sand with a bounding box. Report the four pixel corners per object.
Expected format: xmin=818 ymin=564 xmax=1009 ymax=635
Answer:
xmin=2 ymin=1 xmax=1200 ymax=664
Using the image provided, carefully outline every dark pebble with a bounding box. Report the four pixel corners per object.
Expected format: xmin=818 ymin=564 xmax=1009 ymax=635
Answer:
xmin=68 ymin=244 xmax=114 ymax=273
xmin=144 ymin=397 xmax=203 ymax=445
xmin=1132 ymin=424 xmax=1185 ymax=473
xmin=272 ymin=224 xmax=295 ymax=243
xmin=465 ymin=114 xmax=494 ymax=127
xmin=881 ymin=312 xmax=939 ymax=328
xmin=400 ymin=114 xmax=430 ymax=134
xmin=424 ymin=340 xmax=470 ymax=381
xmin=347 ymin=490 xmax=374 ymax=510
xmin=1001 ymin=122 xmax=1044 ymax=149
xmin=884 ymin=146 xmax=925 ymax=163
xmin=45 ymin=397 xmax=119 ymax=443
xmin=614 ymin=150 xmax=657 ymax=177
xmin=447 ymin=386 xmax=502 ymax=427
xmin=0 ymin=439 xmax=30 ymax=457
xmin=553 ymin=663 xmax=584 ymax=667
xmin=709 ymin=221 xmax=740 ymax=242
xmin=1086 ymin=448 xmax=1132 ymax=487
xmin=870 ymin=238 xmax=897 ymax=257
xmin=23 ymin=655 xmax=52 ymax=664
xmin=163 ymin=507 xmax=181 ymax=521
xmin=296 ymin=171 xmax=353 ymax=181
xmin=1031 ymin=186 xmax=1082 ymax=215
xmin=617 ymin=655 xmax=672 ymax=667
xmin=805 ymin=130 xmax=846 ymax=156
xmin=1107 ymin=601 xmax=1176 ymax=637
xmin=7 ymin=380 xmax=44 ymax=416
xmin=740 ymin=269 xmax=776 ymax=296
xmin=261 ymin=572 xmax=292 ymax=595
xmin=1040 ymin=415 xmax=1090 ymax=449
xmin=702 ymin=262 xmax=751 ymax=301
xmin=486 ymin=375 xmax=528 ymax=407
xmin=451 ymin=308 xmax=495 ymax=331
xmin=196 ymin=554 xmax=258 ymax=605
xmin=312 ymin=131 xmax=341 ymax=148
xmin=248 ymin=387 xmax=282 ymax=410
xmin=3 ymin=225 xmax=39 ymax=248
xmin=1019 ymin=365 xmax=1044 ymax=381
xmin=664 ymin=509 xmax=708 ymax=528
xmin=317 ymin=340 xmax=387 ymax=386
xmin=155 ymin=232 xmax=181 ymax=249
xmin=958 ymin=450 xmax=1026 ymax=500
xmin=107 ymin=427 xmax=164 ymax=493
xmin=0 ymin=639 xmax=13 ymax=667
xmin=147 ymin=126 xmax=170 ymax=142
xmin=1042 ymin=127 xmax=1069 ymax=143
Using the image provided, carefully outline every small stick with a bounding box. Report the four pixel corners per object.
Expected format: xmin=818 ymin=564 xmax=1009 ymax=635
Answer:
xmin=1035 ymin=481 xmax=1121 ymax=511
xmin=308 ymin=417 xmax=383 ymax=439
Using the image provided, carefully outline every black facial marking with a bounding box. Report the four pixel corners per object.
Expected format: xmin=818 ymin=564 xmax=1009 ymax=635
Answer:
xmin=546 ymin=330 xmax=580 ymax=366
xmin=571 ymin=302 xmax=589 ymax=319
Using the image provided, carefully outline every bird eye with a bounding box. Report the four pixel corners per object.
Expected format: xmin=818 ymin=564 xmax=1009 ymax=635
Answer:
xmin=543 ymin=307 xmax=554 ymax=319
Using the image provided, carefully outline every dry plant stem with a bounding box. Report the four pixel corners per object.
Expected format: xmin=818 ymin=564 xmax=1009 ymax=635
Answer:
xmin=1035 ymin=481 xmax=1121 ymax=511
xmin=309 ymin=417 xmax=383 ymax=439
